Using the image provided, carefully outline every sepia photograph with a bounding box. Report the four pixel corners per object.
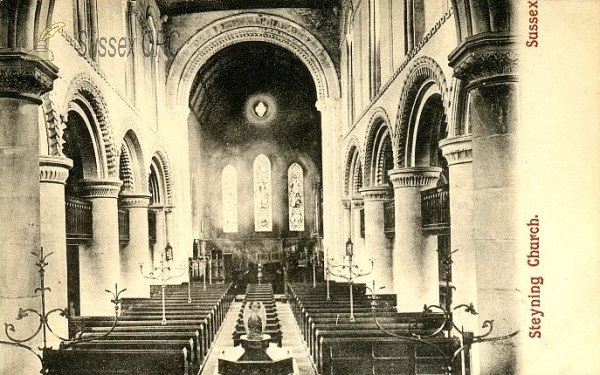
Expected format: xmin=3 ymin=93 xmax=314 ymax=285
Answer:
xmin=0 ymin=1 xmax=598 ymax=374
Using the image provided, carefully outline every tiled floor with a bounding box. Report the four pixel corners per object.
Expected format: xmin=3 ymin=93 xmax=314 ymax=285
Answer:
xmin=199 ymin=300 xmax=317 ymax=375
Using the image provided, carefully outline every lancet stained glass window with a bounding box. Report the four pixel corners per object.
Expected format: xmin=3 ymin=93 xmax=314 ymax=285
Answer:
xmin=222 ymin=165 xmax=238 ymax=233
xmin=288 ymin=163 xmax=305 ymax=231
xmin=253 ymin=155 xmax=272 ymax=231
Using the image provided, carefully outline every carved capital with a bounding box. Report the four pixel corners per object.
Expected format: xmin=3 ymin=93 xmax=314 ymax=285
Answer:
xmin=39 ymin=156 xmax=73 ymax=184
xmin=352 ymin=198 xmax=364 ymax=208
xmin=359 ymin=186 xmax=392 ymax=201
xmin=341 ymin=198 xmax=352 ymax=210
xmin=388 ymin=167 xmax=442 ymax=188
xmin=0 ymin=52 xmax=59 ymax=101
xmin=449 ymin=35 xmax=517 ymax=85
xmin=149 ymin=205 xmax=165 ymax=215
xmin=439 ymin=136 xmax=473 ymax=166
xmin=80 ymin=179 xmax=122 ymax=199
xmin=119 ymin=193 xmax=152 ymax=208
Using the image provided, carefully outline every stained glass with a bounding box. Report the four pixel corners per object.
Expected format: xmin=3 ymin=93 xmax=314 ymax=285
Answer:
xmin=288 ymin=163 xmax=305 ymax=231
xmin=253 ymin=155 xmax=272 ymax=231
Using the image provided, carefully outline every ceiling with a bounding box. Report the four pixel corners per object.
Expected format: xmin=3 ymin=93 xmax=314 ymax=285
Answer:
xmin=156 ymin=0 xmax=339 ymax=15
xmin=189 ymin=41 xmax=320 ymax=156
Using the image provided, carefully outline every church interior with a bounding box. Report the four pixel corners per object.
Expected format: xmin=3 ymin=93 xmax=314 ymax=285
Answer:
xmin=0 ymin=1 xmax=521 ymax=374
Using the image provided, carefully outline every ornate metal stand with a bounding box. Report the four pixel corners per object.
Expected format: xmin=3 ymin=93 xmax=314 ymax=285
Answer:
xmin=326 ymin=243 xmax=374 ymax=323
xmin=0 ymin=248 xmax=124 ymax=374
xmin=370 ymin=249 xmax=520 ymax=375
xmin=140 ymin=253 xmax=185 ymax=325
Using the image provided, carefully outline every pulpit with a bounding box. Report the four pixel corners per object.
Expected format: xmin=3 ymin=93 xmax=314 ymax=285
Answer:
xmin=217 ymin=301 xmax=295 ymax=375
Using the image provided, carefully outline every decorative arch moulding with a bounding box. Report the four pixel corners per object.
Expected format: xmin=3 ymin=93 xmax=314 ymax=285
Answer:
xmin=168 ymin=13 xmax=340 ymax=106
xmin=394 ymin=57 xmax=450 ymax=169
xmin=64 ymin=73 xmax=118 ymax=178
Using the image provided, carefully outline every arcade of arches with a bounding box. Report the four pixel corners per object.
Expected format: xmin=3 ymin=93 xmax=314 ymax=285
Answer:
xmin=0 ymin=1 xmax=520 ymax=374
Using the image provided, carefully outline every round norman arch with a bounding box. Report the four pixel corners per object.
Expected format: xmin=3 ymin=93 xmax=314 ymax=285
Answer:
xmin=364 ymin=107 xmax=392 ymax=187
xmin=166 ymin=12 xmax=341 ymax=107
xmin=64 ymin=73 xmax=118 ymax=178
xmin=343 ymin=136 xmax=361 ymax=197
xmin=150 ymin=148 xmax=173 ymax=207
xmin=120 ymin=128 xmax=148 ymax=193
xmin=395 ymin=56 xmax=449 ymax=168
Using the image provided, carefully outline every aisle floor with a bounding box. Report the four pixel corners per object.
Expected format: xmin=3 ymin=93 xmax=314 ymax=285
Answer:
xmin=199 ymin=300 xmax=317 ymax=375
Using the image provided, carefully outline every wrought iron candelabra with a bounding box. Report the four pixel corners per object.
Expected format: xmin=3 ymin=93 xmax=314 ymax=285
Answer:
xmin=0 ymin=247 xmax=124 ymax=374
xmin=326 ymin=239 xmax=374 ymax=322
xmin=370 ymin=249 xmax=521 ymax=375
xmin=139 ymin=251 xmax=185 ymax=325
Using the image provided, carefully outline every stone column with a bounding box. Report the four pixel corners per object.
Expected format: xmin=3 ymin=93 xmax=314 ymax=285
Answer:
xmin=341 ymin=198 xmax=352 ymax=257
xmin=39 ymin=156 xmax=73 ymax=345
xmin=0 ymin=53 xmax=58 ymax=375
xmin=450 ymin=40 xmax=519 ymax=374
xmin=120 ymin=193 xmax=151 ymax=297
xmin=150 ymin=206 xmax=167 ymax=267
xmin=351 ymin=198 xmax=365 ymax=269
xmin=79 ymin=179 xmax=123 ymax=316
xmin=359 ymin=186 xmax=393 ymax=292
xmin=316 ymin=99 xmax=341 ymax=267
xmin=388 ymin=167 xmax=441 ymax=311
xmin=439 ymin=136 xmax=478 ymax=326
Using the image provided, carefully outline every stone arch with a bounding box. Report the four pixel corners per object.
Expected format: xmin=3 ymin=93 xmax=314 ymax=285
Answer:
xmin=343 ymin=136 xmax=361 ymax=197
xmin=40 ymin=93 xmax=66 ymax=157
xmin=364 ymin=107 xmax=392 ymax=186
xmin=166 ymin=12 xmax=341 ymax=107
xmin=395 ymin=56 xmax=449 ymax=168
xmin=119 ymin=128 xmax=147 ymax=193
xmin=64 ymin=73 xmax=118 ymax=178
xmin=150 ymin=149 xmax=173 ymax=206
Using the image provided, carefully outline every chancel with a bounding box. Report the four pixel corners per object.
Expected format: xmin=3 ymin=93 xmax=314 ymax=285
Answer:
xmin=0 ymin=1 xmax=521 ymax=375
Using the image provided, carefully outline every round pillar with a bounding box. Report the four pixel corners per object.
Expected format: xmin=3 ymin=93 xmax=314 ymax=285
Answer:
xmin=79 ymin=179 xmax=122 ymax=316
xmin=316 ymin=98 xmax=341 ymax=267
xmin=359 ymin=186 xmax=393 ymax=292
xmin=388 ymin=167 xmax=441 ymax=311
xmin=341 ymin=198 xmax=352 ymax=258
xmin=120 ymin=193 xmax=152 ymax=297
xmin=450 ymin=40 xmax=519 ymax=374
xmin=39 ymin=156 xmax=73 ymax=345
xmin=439 ymin=136 xmax=478 ymax=325
xmin=0 ymin=53 xmax=58 ymax=375
xmin=351 ymin=198 xmax=365 ymax=274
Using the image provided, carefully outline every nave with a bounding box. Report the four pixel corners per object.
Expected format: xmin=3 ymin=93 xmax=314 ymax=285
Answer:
xmin=43 ymin=280 xmax=466 ymax=375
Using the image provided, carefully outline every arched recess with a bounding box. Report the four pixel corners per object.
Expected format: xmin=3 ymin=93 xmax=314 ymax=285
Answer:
xmin=150 ymin=149 xmax=173 ymax=207
xmin=64 ymin=73 xmax=118 ymax=178
xmin=166 ymin=12 xmax=341 ymax=107
xmin=343 ymin=137 xmax=362 ymax=197
xmin=395 ymin=56 xmax=449 ymax=168
xmin=364 ymin=108 xmax=393 ymax=187
xmin=119 ymin=129 xmax=147 ymax=194
xmin=63 ymin=97 xmax=105 ymax=196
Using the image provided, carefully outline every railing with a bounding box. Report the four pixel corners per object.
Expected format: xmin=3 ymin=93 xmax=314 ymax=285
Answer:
xmin=118 ymin=209 xmax=130 ymax=245
xmin=421 ymin=185 xmax=450 ymax=231
xmin=66 ymin=197 xmax=93 ymax=244
xmin=383 ymin=200 xmax=395 ymax=237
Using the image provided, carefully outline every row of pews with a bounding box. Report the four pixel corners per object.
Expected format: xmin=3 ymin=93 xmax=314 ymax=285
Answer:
xmin=233 ymin=283 xmax=283 ymax=347
xmin=287 ymin=282 xmax=468 ymax=375
xmin=44 ymin=283 xmax=233 ymax=375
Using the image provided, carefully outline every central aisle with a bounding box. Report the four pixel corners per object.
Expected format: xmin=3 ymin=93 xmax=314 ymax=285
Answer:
xmin=200 ymin=300 xmax=317 ymax=375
